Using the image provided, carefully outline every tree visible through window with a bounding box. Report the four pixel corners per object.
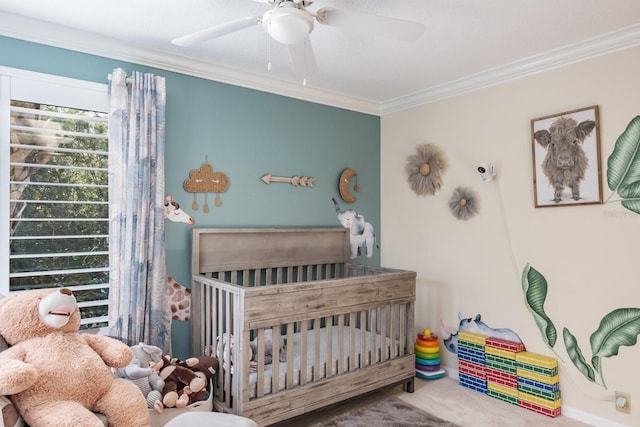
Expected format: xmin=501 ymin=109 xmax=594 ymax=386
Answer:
xmin=8 ymin=100 xmax=109 ymax=329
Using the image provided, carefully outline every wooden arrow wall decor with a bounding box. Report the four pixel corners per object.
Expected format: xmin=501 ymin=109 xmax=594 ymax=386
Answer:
xmin=261 ymin=173 xmax=315 ymax=187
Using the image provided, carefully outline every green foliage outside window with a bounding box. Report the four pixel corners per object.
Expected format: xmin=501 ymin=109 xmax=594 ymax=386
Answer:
xmin=9 ymin=102 xmax=109 ymax=328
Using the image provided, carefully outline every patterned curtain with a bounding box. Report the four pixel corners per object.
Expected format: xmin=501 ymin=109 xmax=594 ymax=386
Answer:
xmin=107 ymin=68 xmax=170 ymax=352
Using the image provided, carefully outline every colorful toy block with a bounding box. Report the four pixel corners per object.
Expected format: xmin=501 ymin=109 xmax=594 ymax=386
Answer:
xmin=516 ymin=368 xmax=559 ymax=386
xmin=457 ymin=346 xmax=485 ymax=365
xmin=485 ymin=353 xmax=518 ymax=374
xmin=456 ymin=328 xmax=561 ymax=418
xmin=486 ymin=336 xmax=525 ymax=353
xmin=516 ymin=352 xmax=558 ymax=377
xmin=458 ymin=331 xmax=490 ymax=345
xmin=485 ymin=345 xmax=517 ymax=360
xmin=458 ymin=359 xmax=486 ymax=379
xmin=485 ymin=367 xmax=518 ymax=389
xmin=459 ymin=373 xmax=487 ymax=393
xmin=487 ymin=381 xmax=519 ymax=405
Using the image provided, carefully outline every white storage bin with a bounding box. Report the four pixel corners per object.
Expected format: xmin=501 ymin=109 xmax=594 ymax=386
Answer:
xmin=149 ymin=379 xmax=214 ymax=427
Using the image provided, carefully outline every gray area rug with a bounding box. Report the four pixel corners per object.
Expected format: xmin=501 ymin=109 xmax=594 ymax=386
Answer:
xmin=309 ymin=396 xmax=461 ymax=427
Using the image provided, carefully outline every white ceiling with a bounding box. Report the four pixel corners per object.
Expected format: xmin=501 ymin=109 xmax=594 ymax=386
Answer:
xmin=1 ymin=0 xmax=640 ymax=115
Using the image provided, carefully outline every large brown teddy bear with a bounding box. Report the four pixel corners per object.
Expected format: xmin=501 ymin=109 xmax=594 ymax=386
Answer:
xmin=0 ymin=288 xmax=150 ymax=427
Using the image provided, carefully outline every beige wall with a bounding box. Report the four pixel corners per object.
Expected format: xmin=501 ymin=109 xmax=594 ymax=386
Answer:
xmin=381 ymin=46 xmax=640 ymax=425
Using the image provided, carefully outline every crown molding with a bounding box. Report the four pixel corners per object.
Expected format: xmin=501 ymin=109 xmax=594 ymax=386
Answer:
xmin=2 ymin=12 xmax=640 ymax=117
xmin=380 ymin=23 xmax=640 ymax=115
xmin=0 ymin=12 xmax=380 ymax=115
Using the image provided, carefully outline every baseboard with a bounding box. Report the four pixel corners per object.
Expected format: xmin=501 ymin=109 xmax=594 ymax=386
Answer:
xmin=442 ymin=366 xmax=459 ymax=381
xmin=560 ymin=406 xmax=629 ymax=427
xmin=442 ymin=367 xmax=627 ymax=427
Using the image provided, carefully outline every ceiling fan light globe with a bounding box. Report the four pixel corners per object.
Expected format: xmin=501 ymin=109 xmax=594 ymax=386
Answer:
xmin=263 ymin=8 xmax=314 ymax=45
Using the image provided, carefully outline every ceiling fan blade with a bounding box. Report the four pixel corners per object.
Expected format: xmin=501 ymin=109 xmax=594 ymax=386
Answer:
xmin=289 ymin=38 xmax=318 ymax=76
xmin=315 ymin=7 xmax=424 ymax=41
xmin=172 ymin=16 xmax=262 ymax=47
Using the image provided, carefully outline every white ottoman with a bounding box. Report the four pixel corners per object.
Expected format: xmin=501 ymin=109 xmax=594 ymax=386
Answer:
xmin=162 ymin=412 xmax=258 ymax=427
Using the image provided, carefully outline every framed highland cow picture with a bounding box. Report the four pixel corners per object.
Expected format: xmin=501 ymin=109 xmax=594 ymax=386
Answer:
xmin=531 ymin=105 xmax=603 ymax=208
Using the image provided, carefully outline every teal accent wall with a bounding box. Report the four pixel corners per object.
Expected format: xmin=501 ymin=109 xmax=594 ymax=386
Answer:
xmin=1 ymin=36 xmax=381 ymax=359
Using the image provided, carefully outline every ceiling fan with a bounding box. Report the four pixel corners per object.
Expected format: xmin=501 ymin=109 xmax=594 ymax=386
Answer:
xmin=172 ymin=0 xmax=425 ymax=79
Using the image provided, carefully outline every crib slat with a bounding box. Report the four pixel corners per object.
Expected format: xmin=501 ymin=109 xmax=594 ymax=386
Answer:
xmin=337 ymin=315 xmax=345 ymax=374
xmin=313 ymin=319 xmax=321 ymax=381
xmin=255 ymin=328 xmax=265 ymax=398
xmin=360 ymin=310 xmax=367 ymax=368
xmin=271 ymin=328 xmax=281 ymax=393
xmin=286 ymin=324 xmax=294 ymax=389
xmin=370 ymin=308 xmax=377 ymax=364
xmin=299 ymin=321 xmax=308 ymax=385
xmin=203 ymin=284 xmax=210 ymax=357
xmin=380 ymin=305 xmax=387 ymax=362
xmin=223 ymin=292 xmax=233 ymax=408
xmin=243 ymin=270 xmax=250 ymax=287
xmin=349 ymin=312 xmax=356 ymax=371
xmin=241 ymin=328 xmax=251 ymax=405
xmin=390 ymin=303 xmax=397 ymax=358
xmin=326 ymin=317 xmax=333 ymax=378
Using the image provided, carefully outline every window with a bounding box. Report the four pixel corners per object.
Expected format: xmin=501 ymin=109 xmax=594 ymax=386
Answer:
xmin=1 ymin=68 xmax=109 ymax=329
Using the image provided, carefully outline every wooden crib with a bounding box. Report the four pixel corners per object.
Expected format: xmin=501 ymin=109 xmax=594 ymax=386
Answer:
xmin=190 ymin=227 xmax=416 ymax=426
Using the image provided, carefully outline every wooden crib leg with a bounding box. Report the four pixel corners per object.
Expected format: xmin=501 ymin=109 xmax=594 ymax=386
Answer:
xmin=403 ymin=377 xmax=415 ymax=393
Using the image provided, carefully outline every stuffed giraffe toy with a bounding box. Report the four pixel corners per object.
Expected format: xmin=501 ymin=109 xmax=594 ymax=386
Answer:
xmin=164 ymin=195 xmax=194 ymax=322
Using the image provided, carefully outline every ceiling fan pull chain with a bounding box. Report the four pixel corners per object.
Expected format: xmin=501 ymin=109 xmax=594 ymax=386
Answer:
xmin=267 ymin=19 xmax=273 ymax=71
xmin=302 ymin=37 xmax=307 ymax=86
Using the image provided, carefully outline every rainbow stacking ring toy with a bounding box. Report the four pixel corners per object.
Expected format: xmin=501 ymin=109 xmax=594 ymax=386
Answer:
xmin=415 ymin=329 xmax=445 ymax=380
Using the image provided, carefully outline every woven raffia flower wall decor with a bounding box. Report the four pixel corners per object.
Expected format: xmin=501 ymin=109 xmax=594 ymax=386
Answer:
xmin=405 ymin=144 xmax=448 ymax=196
xmin=448 ymin=186 xmax=479 ymax=220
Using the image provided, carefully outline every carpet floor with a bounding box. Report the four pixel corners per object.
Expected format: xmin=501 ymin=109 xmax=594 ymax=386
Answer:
xmin=309 ymin=396 xmax=459 ymax=426
xmin=273 ymin=376 xmax=593 ymax=427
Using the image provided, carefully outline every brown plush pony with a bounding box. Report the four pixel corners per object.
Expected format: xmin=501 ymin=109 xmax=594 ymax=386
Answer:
xmin=0 ymin=288 xmax=149 ymax=427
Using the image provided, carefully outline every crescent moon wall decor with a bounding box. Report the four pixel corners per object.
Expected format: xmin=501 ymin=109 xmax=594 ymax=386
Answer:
xmin=405 ymin=144 xmax=448 ymax=196
xmin=339 ymin=167 xmax=359 ymax=203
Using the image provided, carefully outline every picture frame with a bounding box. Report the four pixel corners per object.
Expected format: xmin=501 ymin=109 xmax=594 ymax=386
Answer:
xmin=531 ymin=105 xmax=603 ymax=207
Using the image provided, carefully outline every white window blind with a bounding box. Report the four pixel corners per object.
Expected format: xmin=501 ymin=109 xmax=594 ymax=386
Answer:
xmin=1 ymin=68 xmax=109 ymax=329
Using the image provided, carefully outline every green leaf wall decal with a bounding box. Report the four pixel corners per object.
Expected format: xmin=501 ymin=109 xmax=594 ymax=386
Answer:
xmin=563 ymin=328 xmax=596 ymax=383
xmin=621 ymin=199 xmax=640 ymax=214
xmin=522 ymin=263 xmax=557 ymax=348
xmin=618 ymin=181 xmax=640 ymax=198
xmin=590 ymin=308 xmax=640 ymax=359
xmin=618 ymin=181 xmax=640 ymax=214
xmin=607 ymin=115 xmax=640 ymax=193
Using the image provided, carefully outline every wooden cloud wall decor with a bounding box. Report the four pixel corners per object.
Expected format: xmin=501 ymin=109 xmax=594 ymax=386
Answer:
xmin=183 ymin=158 xmax=229 ymax=212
